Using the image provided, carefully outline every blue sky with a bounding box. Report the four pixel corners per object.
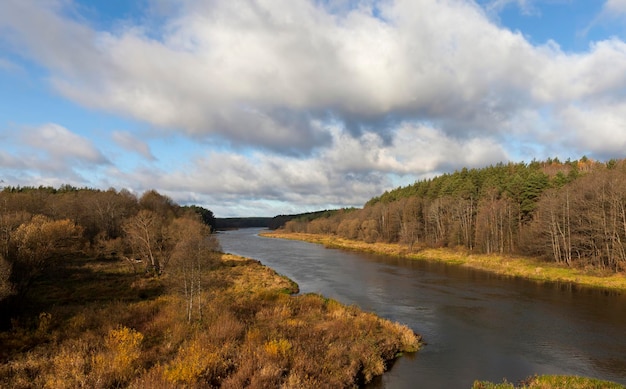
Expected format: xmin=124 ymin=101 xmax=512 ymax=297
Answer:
xmin=1 ymin=0 xmax=626 ymax=217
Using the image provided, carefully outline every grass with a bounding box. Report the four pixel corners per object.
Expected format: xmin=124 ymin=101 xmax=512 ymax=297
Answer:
xmin=261 ymin=231 xmax=626 ymax=292
xmin=472 ymin=375 xmax=625 ymax=388
xmin=0 ymin=252 xmax=421 ymax=388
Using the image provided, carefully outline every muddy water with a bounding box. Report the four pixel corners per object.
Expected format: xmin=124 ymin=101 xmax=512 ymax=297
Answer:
xmin=217 ymin=228 xmax=626 ymax=387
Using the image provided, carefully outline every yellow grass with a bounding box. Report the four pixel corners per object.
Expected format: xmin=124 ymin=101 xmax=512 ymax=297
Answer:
xmin=473 ymin=375 xmax=625 ymax=389
xmin=1 ymin=252 xmax=421 ymax=388
xmin=261 ymin=231 xmax=626 ymax=292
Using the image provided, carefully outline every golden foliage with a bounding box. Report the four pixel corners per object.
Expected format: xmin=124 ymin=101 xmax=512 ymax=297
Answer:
xmin=164 ymin=336 xmax=226 ymax=385
xmin=107 ymin=326 xmax=144 ymax=371
xmin=13 ymin=215 xmax=83 ymax=258
xmin=91 ymin=326 xmax=144 ymax=386
xmin=264 ymin=338 xmax=292 ymax=359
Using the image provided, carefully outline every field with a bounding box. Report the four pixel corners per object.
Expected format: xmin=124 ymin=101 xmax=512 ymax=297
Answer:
xmin=0 ymin=252 xmax=421 ymax=388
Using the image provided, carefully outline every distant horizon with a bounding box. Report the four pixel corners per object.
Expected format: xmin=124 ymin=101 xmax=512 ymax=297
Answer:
xmin=1 ymin=155 xmax=614 ymax=218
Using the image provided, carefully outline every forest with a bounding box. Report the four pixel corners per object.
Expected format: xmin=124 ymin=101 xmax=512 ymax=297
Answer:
xmin=283 ymin=157 xmax=626 ymax=273
xmin=213 ymin=210 xmax=345 ymax=230
xmin=0 ymin=186 xmax=216 ymax=312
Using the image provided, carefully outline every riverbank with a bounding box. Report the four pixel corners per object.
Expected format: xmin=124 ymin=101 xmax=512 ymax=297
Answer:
xmin=0 ymin=252 xmax=421 ymax=387
xmin=473 ymin=375 xmax=626 ymax=388
xmin=260 ymin=231 xmax=626 ymax=293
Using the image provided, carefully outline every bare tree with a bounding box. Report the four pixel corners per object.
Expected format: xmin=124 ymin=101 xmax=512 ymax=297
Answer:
xmin=123 ymin=210 xmax=167 ymax=275
xmin=169 ymin=217 xmax=219 ymax=323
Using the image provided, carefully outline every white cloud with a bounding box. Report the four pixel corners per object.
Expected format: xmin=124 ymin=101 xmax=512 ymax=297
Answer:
xmin=3 ymin=1 xmax=624 ymax=146
xmin=558 ymin=102 xmax=626 ymax=159
xmin=0 ymin=0 xmax=539 ymax=147
xmin=532 ymin=39 xmax=626 ymax=103
xmin=23 ymin=123 xmax=109 ymax=165
xmin=111 ymin=131 xmax=155 ymax=160
xmin=102 ymin=122 xmax=508 ymax=216
xmin=0 ymin=123 xmax=109 ymax=186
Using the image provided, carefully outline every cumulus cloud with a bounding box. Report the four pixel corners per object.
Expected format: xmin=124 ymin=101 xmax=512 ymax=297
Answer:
xmin=0 ymin=0 xmax=539 ymax=149
xmin=104 ymin=122 xmax=507 ymax=216
xmin=3 ymin=0 xmax=626 ymax=156
xmin=0 ymin=123 xmax=109 ymax=185
xmin=530 ymin=39 xmax=626 ymax=102
xmin=112 ymin=131 xmax=155 ymax=160
xmin=558 ymin=102 xmax=626 ymax=159
xmin=22 ymin=123 xmax=109 ymax=165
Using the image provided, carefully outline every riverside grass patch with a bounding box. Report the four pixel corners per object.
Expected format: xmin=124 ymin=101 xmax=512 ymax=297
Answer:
xmin=262 ymin=231 xmax=626 ymax=292
xmin=472 ymin=375 xmax=626 ymax=389
xmin=0 ymin=252 xmax=421 ymax=388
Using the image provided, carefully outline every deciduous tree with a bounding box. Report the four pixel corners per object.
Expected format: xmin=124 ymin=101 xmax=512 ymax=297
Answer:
xmin=169 ymin=217 xmax=220 ymax=322
xmin=123 ymin=210 xmax=168 ymax=275
xmin=10 ymin=215 xmax=83 ymax=293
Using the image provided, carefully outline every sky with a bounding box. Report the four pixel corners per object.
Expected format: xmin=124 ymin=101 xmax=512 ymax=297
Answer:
xmin=1 ymin=0 xmax=626 ymax=217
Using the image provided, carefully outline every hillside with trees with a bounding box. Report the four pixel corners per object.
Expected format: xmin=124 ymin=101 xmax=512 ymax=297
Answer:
xmin=283 ymin=157 xmax=626 ymax=273
xmin=0 ymin=186 xmax=216 ymax=308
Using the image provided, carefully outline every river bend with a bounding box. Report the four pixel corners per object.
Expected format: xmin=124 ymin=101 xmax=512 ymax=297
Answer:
xmin=217 ymin=228 xmax=626 ymax=388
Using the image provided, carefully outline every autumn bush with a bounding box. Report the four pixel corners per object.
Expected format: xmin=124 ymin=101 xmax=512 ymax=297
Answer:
xmin=95 ymin=326 xmax=144 ymax=384
xmin=164 ymin=334 xmax=228 ymax=385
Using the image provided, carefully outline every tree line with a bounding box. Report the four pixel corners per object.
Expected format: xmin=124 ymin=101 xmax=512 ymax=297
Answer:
xmin=213 ymin=210 xmax=349 ymax=230
xmin=0 ymin=186 xmax=218 ymax=322
xmin=284 ymin=157 xmax=626 ymax=272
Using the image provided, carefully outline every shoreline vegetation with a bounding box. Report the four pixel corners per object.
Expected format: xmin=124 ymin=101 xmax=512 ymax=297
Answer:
xmin=0 ymin=251 xmax=421 ymax=388
xmin=473 ymin=375 xmax=626 ymax=389
xmin=260 ymin=230 xmax=626 ymax=293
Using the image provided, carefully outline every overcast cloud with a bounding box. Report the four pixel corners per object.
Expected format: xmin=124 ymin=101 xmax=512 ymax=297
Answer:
xmin=1 ymin=0 xmax=626 ymax=216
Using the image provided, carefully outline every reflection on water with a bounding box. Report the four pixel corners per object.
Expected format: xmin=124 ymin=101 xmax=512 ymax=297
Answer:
xmin=218 ymin=228 xmax=626 ymax=387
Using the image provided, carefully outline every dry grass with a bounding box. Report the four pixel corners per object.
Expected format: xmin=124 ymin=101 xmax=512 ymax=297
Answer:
xmin=0 ymin=251 xmax=421 ymax=388
xmin=262 ymin=231 xmax=626 ymax=292
xmin=472 ymin=375 xmax=625 ymax=389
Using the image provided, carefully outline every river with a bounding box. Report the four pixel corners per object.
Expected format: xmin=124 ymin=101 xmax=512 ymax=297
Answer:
xmin=217 ymin=228 xmax=626 ymax=388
